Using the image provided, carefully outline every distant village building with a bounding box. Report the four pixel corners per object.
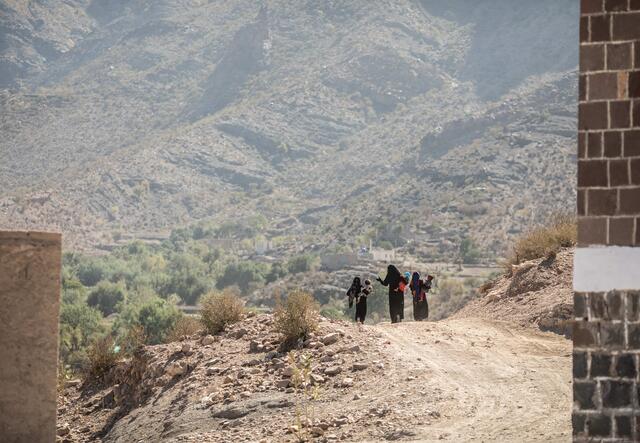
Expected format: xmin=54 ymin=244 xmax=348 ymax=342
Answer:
xmin=320 ymin=253 xmax=359 ymax=271
xmin=369 ymin=248 xmax=396 ymax=262
xmin=254 ymin=238 xmax=272 ymax=255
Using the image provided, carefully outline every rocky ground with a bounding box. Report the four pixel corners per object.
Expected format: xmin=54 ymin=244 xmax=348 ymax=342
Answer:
xmin=57 ymin=296 xmax=572 ymax=442
xmin=454 ymin=248 xmax=573 ymax=337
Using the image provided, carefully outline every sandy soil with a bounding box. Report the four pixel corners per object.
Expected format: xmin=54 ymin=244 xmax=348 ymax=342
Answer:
xmin=372 ymin=319 xmax=571 ymax=442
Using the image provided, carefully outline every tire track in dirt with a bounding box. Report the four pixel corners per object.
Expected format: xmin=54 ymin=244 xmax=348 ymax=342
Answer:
xmin=376 ymin=318 xmax=571 ymax=442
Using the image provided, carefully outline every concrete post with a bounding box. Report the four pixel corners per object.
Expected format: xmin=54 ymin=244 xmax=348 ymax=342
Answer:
xmin=0 ymin=231 xmax=61 ymax=443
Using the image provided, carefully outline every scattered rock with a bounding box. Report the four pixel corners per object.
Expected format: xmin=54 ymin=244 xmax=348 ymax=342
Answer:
xmin=311 ymin=426 xmax=325 ymax=436
xmin=332 ymin=417 xmax=348 ymax=427
xmin=321 ymin=333 xmax=340 ymax=345
xmin=212 ymin=406 xmax=252 ymax=419
xmin=281 ymin=366 xmax=294 ymax=377
xmin=276 ymin=379 xmax=290 ymax=389
xmin=165 ymin=361 xmax=186 ymax=377
xmin=230 ymin=328 xmax=248 ymax=339
xmin=352 ymin=362 xmax=368 ymax=371
xmin=64 ymin=379 xmax=82 ymax=389
xmin=310 ymin=373 xmax=325 ymax=385
xmin=181 ymin=342 xmax=192 ymax=354
xmin=324 ymin=366 xmax=342 ymax=376
xmin=340 ymin=377 xmax=354 ymax=388
xmin=249 ymin=340 xmax=260 ymax=352
xmin=201 ymin=336 xmax=215 ymax=346
xmin=57 ymin=424 xmax=70 ymax=436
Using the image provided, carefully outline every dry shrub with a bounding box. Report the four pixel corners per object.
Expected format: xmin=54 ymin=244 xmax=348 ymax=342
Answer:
xmin=85 ymin=335 xmax=120 ymax=382
xmin=121 ymin=325 xmax=147 ymax=356
xmin=274 ymin=290 xmax=319 ymax=349
xmin=506 ymin=213 xmax=576 ymax=269
xmin=166 ymin=316 xmax=202 ymax=342
xmin=200 ymin=289 xmax=244 ymax=334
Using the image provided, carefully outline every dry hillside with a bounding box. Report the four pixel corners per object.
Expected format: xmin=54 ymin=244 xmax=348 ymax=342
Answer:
xmin=1 ymin=0 xmax=578 ymax=260
xmin=57 ymin=254 xmax=574 ymax=442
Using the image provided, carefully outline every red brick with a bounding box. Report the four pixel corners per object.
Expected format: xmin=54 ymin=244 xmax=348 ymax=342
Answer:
xmin=579 ymin=132 xmax=587 ymax=158
xmin=631 ymin=158 xmax=640 ymax=184
xmin=610 ymin=159 xmax=630 ymax=185
xmin=588 ymin=132 xmax=604 ymax=157
xmin=609 ymin=217 xmax=635 ymax=245
xmin=613 ymin=13 xmax=640 ymax=40
xmin=584 ymin=0 xmax=605 ymax=13
xmin=580 ymin=101 xmax=609 ymax=130
xmin=607 ymin=43 xmax=632 ymax=70
xmin=605 ymin=131 xmax=623 ymax=157
xmin=579 ymin=159 xmax=609 ymax=187
xmin=589 ymin=188 xmax=618 ymax=215
xmin=582 ymin=44 xmax=606 ymax=71
xmin=606 ymin=0 xmax=629 ymax=10
xmin=578 ymin=189 xmax=587 ymax=215
xmin=578 ymin=217 xmax=608 ymax=245
xmin=634 ymin=100 xmax=640 ymax=127
xmin=632 ymin=0 xmax=640 ymax=9
xmin=625 ymin=130 xmax=640 ymax=156
xmin=629 ymin=71 xmax=640 ymax=98
xmin=620 ymin=187 xmax=640 ymax=214
xmin=580 ymin=75 xmax=587 ymax=101
xmin=636 ymin=42 xmax=640 ymax=68
xmin=610 ymin=101 xmax=631 ymax=128
xmin=637 ymin=218 xmax=640 ymax=244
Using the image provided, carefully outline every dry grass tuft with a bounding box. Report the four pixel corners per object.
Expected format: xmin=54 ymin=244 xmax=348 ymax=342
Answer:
xmin=200 ymin=289 xmax=244 ymax=334
xmin=505 ymin=213 xmax=576 ymax=270
xmin=85 ymin=335 xmax=120 ymax=382
xmin=166 ymin=316 xmax=202 ymax=342
xmin=274 ymin=290 xmax=319 ymax=350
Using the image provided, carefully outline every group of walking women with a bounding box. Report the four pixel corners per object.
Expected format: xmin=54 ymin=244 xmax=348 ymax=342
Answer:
xmin=346 ymin=264 xmax=433 ymax=324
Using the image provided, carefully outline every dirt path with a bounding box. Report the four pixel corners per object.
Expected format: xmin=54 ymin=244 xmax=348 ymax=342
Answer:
xmin=373 ymin=318 xmax=572 ymax=442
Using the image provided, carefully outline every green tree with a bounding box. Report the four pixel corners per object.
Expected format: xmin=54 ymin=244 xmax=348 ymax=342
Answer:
xmin=87 ymin=280 xmax=127 ymax=315
xmin=59 ymin=303 xmax=105 ymax=369
xmin=287 ymin=255 xmax=317 ymax=274
xmin=216 ymin=261 xmax=267 ymax=292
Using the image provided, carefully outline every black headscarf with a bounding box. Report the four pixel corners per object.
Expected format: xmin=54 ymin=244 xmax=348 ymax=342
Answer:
xmin=380 ymin=265 xmax=401 ymax=288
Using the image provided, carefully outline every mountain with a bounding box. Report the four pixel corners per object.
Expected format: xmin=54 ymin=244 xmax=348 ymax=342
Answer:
xmin=0 ymin=0 xmax=579 ymax=259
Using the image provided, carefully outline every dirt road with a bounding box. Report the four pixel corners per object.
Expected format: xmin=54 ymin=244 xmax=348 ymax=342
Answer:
xmin=372 ymin=318 xmax=572 ymax=442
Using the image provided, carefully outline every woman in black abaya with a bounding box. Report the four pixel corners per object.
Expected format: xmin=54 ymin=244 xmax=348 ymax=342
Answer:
xmin=377 ymin=264 xmax=404 ymax=323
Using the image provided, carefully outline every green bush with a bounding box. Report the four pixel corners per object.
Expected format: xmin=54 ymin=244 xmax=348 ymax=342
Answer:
xmin=287 ymin=255 xmax=317 ymax=274
xmin=87 ymin=281 xmax=126 ymax=315
xmin=216 ymin=261 xmax=267 ymax=292
xmin=274 ymin=290 xmax=319 ymax=349
xmin=77 ymin=258 xmax=106 ymax=286
xmin=200 ymin=289 xmax=245 ymax=334
xmin=59 ymin=303 xmax=106 ymax=370
xmin=136 ymin=298 xmax=182 ymax=344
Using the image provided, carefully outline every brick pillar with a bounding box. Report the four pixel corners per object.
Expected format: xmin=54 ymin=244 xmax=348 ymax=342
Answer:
xmin=574 ymin=1 xmax=640 ymax=441
xmin=0 ymin=231 xmax=61 ymax=443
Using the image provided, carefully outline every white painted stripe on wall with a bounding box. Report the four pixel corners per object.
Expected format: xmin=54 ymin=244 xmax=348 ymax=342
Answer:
xmin=574 ymin=246 xmax=640 ymax=292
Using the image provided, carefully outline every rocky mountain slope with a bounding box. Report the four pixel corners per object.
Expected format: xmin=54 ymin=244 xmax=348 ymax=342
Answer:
xmin=1 ymin=0 xmax=578 ymax=258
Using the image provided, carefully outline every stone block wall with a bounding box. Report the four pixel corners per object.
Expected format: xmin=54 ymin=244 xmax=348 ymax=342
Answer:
xmin=0 ymin=231 xmax=61 ymax=443
xmin=574 ymin=0 xmax=640 ymax=441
